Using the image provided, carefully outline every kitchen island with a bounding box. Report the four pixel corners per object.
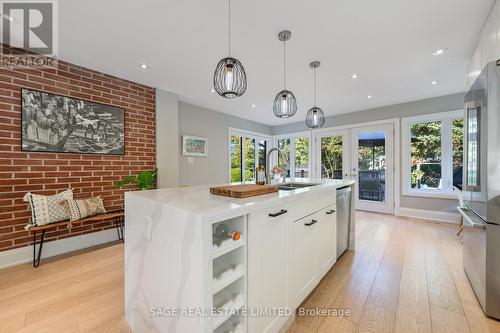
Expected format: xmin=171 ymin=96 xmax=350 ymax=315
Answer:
xmin=124 ymin=179 xmax=355 ymax=333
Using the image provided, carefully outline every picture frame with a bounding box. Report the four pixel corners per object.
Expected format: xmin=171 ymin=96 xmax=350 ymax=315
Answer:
xmin=21 ymin=88 xmax=125 ymax=155
xmin=182 ymin=135 xmax=208 ymax=156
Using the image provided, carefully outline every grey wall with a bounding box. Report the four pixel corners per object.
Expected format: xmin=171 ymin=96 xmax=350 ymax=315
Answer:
xmin=272 ymin=92 xmax=466 ymax=214
xmin=156 ymin=89 xmax=179 ymax=188
xmin=179 ymin=102 xmax=272 ymax=186
xmin=273 ymin=93 xmax=465 ymax=135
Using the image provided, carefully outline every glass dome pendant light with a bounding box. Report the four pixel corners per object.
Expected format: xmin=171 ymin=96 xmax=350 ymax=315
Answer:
xmin=305 ymin=61 xmax=325 ymax=128
xmin=213 ymin=0 xmax=247 ymax=99
xmin=273 ymin=30 xmax=297 ymax=118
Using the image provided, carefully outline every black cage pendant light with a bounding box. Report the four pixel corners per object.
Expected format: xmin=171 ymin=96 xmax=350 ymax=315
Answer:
xmin=273 ymin=30 xmax=297 ymax=118
xmin=305 ymin=61 xmax=325 ymax=128
xmin=213 ymin=0 xmax=247 ymax=99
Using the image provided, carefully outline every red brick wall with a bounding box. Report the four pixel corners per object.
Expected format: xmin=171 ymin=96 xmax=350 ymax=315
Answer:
xmin=0 ymin=46 xmax=156 ymax=251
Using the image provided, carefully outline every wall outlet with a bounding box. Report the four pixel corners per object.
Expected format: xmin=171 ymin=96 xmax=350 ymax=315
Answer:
xmin=187 ymin=157 xmax=194 ymax=164
xmin=144 ymin=216 xmax=152 ymax=241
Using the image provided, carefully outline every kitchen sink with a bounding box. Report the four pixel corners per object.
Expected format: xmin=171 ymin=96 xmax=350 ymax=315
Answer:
xmin=277 ymin=183 xmax=319 ymax=191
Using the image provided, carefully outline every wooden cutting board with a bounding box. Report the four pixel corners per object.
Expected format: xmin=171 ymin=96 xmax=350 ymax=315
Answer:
xmin=210 ymin=184 xmax=278 ymax=198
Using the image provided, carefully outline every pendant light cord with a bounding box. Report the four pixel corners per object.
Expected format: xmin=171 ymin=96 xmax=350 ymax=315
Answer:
xmin=228 ymin=0 xmax=231 ymax=56
xmin=313 ymin=66 xmax=317 ymax=106
xmin=283 ymin=40 xmax=286 ymax=90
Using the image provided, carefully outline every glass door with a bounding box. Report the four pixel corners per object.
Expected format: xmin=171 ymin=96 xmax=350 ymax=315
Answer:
xmin=315 ymin=129 xmax=349 ymax=180
xmin=350 ymin=124 xmax=394 ymax=214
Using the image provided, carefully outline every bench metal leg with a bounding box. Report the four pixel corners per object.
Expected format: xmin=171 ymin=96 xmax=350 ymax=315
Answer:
xmin=116 ymin=216 xmax=124 ymax=243
xmin=33 ymin=230 xmax=46 ymax=268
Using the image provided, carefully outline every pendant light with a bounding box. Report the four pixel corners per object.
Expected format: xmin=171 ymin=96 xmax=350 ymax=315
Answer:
xmin=273 ymin=30 xmax=297 ymax=118
xmin=305 ymin=61 xmax=325 ymax=128
xmin=213 ymin=0 xmax=247 ymax=99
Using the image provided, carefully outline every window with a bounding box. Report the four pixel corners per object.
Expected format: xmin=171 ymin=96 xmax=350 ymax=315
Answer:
xmin=320 ymin=135 xmax=343 ymax=179
xmin=402 ymin=111 xmax=463 ymax=197
xmin=229 ymin=129 xmax=270 ymax=182
xmin=230 ymin=135 xmax=242 ymax=182
xmin=274 ymin=133 xmax=312 ymax=180
xmin=277 ymin=138 xmax=290 ymax=178
xmin=294 ymin=137 xmax=309 ymax=179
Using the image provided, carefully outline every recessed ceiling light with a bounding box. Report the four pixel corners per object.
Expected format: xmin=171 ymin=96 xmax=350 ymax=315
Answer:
xmin=431 ymin=80 xmax=438 ymax=85
xmin=432 ymin=49 xmax=445 ymax=56
xmin=140 ymin=63 xmax=148 ymax=69
xmin=251 ymin=104 xmax=256 ymax=108
xmin=351 ymin=74 xmax=358 ymax=79
xmin=211 ymin=89 xmax=216 ymax=93
xmin=367 ymin=95 xmax=373 ymax=99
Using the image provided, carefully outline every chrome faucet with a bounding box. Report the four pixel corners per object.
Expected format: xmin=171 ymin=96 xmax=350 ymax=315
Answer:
xmin=266 ymin=147 xmax=282 ymax=184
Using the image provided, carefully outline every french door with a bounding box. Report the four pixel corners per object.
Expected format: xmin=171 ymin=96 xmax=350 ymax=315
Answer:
xmin=315 ymin=123 xmax=394 ymax=214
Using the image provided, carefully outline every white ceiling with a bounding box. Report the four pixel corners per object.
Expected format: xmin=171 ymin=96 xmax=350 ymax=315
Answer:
xmin=59 ymin=0 xmax=494 ymax=126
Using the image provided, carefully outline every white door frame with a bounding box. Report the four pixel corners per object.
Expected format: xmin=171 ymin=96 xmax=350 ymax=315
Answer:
xmin=273 ymin=131 xmax=313 ymax=181
xmin=312 ymin=118 xmax=400 ymax=215
xmin=350 ymin=123 xmax=394 ymax=214
xmin=314 ymin=129 xmax=349 ymax=180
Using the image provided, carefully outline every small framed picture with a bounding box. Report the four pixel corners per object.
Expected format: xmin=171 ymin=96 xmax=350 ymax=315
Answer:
xmin=182 ymin=135 xmax=208 ymax=156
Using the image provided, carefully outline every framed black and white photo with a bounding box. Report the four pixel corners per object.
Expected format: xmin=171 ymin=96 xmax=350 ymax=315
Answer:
xmin=182 ymin=135 xmax=208 ymax=156
xmin=21 ymin=88 xmax=125 ymax=155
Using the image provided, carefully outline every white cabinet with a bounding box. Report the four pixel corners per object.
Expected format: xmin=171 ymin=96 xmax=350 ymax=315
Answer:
xmin=248 ymin=204 xmax=290 ymax=333
xmin=247 ymin=188 xmax=345 ymax=332
xmin=291 ymin=211 xmax=321 ymax=308
xmin=318 ymin=205 xmax=337 ymax=277
xmin=467 ymin=46 xmax=482 ymax=90
xmin=481 ymin=4 xmax=498 ymax=68
xmin=495 ymin=1 xmax=500 ymax=60
xmin=467 ymin=1 xmax=500 ymax=90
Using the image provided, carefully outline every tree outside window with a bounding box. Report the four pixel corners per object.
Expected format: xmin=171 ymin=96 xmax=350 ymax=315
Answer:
xmin=321 ymin=136 xmax=343 ymax=179
xmin=410 ymin=121 xmax=442 ymax=189
xmin=404 ymin=111 xmax=464 ymax=194
xmin=295 ymin=137 xmax=309 ymax=178
xmin=230 ymin=132 xmax=270 ymax=183
xmin=230 ymin=135 xmax=242 ymax=182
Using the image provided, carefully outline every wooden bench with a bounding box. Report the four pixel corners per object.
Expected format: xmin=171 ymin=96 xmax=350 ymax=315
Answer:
xmin=28 ymin=210 xmax=124 ymax=267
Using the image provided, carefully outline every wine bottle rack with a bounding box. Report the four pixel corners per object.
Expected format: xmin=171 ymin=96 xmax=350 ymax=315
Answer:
xmin=211 ymin=216 xmax=247 ymax=332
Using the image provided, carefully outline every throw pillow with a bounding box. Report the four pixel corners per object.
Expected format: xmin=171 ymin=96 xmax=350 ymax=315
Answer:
xmin=23 ymin=189 xmax=73 ymax=227
xmin=63 ymin=196 xmax=107 ymax=222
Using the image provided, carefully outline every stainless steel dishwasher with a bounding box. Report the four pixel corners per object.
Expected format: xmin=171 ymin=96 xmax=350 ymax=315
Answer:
xmin=336 ymin=186 xmax=352 ymax=259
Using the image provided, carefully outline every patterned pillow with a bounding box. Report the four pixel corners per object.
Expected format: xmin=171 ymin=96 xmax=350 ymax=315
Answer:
xmin=23 ymin=189 xmax=73 ymax=227
xmin=63 ymin=196 xmax=106 ymax=222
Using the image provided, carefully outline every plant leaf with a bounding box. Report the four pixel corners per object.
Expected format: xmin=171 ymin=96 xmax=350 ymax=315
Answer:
xmin=116 ymin=176 xmax=136 ymax=188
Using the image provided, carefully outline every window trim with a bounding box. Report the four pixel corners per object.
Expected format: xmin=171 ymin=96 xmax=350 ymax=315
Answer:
xmin=401 ymin=110 xmax=463 ymax=199
xmin=228 ymin=127 xmax=272 ymax=183
xmin=273 ymin=131 xmax=313 ymax=181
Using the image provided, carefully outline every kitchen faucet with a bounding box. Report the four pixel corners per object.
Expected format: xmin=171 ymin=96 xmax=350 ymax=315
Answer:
xmin=266 ymin=147 xmax=282 ymax=184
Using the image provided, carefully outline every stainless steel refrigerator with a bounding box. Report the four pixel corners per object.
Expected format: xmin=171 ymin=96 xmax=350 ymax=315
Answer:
xmin=462 ymin=59 xmax=500 ymax=319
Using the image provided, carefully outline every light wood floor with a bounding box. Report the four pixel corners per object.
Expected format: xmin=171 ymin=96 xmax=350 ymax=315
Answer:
xmin=1 ymin=212 xmax=499 ymax=333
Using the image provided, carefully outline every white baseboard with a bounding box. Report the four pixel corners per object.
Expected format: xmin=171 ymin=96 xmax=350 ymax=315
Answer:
xmin=397 ymin=207 xmax=460 ymax=224
xmin=0 ymin=228 xmax=120 ymax=270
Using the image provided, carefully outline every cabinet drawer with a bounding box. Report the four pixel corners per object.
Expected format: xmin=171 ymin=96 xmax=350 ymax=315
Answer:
xmin=254 ymin=192 xmax=336 ymax=224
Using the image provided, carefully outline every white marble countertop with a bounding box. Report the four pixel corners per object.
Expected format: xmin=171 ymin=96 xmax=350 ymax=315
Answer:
xmin=126 ymin=179 xmax=354 ymax=222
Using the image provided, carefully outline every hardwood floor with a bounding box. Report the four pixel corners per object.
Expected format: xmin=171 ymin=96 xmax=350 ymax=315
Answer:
xmin=0 ymin=212 xmax=499 ymax=332
xmin=287 ymin=211 xmax=500 ymax=333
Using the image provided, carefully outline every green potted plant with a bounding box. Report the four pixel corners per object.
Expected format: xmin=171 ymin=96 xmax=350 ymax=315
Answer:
xmin=116 ymin=168 xmax=158 ymax=190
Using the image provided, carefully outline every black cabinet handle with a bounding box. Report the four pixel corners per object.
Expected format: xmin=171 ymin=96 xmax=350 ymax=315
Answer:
xmin=326 ymin=209 xmax=336 ymax=215
xmin=269 ymin=209 xmax=287 ymax=217
xmin=305 ymin=219 xmax=318 ymax=226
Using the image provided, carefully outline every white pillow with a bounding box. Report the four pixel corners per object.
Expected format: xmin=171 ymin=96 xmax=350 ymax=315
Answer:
xmin=62 ymin=196 xmax=106 ymax=222
xmin=23 ymin=189 xmax=73 ymax=227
